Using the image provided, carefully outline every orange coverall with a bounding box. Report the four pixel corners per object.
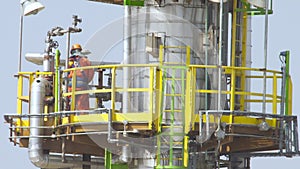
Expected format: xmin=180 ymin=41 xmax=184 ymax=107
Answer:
xmin=68 ymin=56 xmax=94 ymax=110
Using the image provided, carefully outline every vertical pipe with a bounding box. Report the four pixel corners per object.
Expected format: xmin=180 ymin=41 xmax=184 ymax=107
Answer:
xmin=280 ymin=63 xmax=286 ymax=116
xmin=18 ymin=14 xmax=24 ymax=72
xmin=217 ymin=0 xmax=224 ymax=111
xmin=65 ymin=31 xmax=71 ymax=70
xmin=272 ymin=73 xmax=277 ymax=114
xmin=107 ymin=109 xmax=112 ymax=142
xmin=285 ymin=51 xmax=290 ymax=115
xmin=204 ymin=0 xmax=208 ymax=110
xmin=123 ymin=6 xmax=131 ymax=113
xmin=83 ymin=154 xmax=91 ymax=169
xmin=279 ymin=57 xmax=286 ymax=153
xmin=54 ymin=50 xmax=61 ymax=112
xmin=64 ymin=31 xmax=71 ymax=111
xmin=61 ymin=137 xmax=66 ymax=163
xmin=199 ymin=110 xmax=203 ymax=140
xmin=262 ymin=0 xmax=269 ymax=114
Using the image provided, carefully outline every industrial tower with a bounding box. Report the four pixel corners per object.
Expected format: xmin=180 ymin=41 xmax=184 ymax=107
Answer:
xmin=4 ymin=0 xmax=300 ymax=169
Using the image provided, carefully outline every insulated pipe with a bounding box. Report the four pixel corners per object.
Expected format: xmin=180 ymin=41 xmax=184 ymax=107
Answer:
xmin=121 ymin=7 xmax=132 ymax=160
xmin=122 ymin=6 xmax=131 ymax=114
xmin=28 ymin=77 xmax=102 ymax=168
xmin=43 ymin=54 xmax=54 ymax=72
xmin=217 ymin=0 xmax=223 ymax=111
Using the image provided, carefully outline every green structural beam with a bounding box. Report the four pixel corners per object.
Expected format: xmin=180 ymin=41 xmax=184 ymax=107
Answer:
xmin=237 ymin=0 xmax=273 ymax=15
xmin=105 ymin=149 xmax=128 ymax=169
xmin=54 ymin=49 xmax=60 ymax=113
xmin=124 ymin=0 xmax=144 ymax=6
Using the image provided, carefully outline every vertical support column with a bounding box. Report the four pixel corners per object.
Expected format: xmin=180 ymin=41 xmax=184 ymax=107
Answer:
xmin=17 ymin=75 xmax=23 ymax=115
xmin=185 ymin=68 xmax=192 ymax=134
xmin=149 ymin=67 xmax=154 ymax=129
xmin=229 ymin=69 xmax=236 ymax=124
xmin=97 ymin=69 xmax=104 ymax=108
xmin=272 ymin=73 xmax=277 ymax=114
xmin=155 ymin=68 xmax=162 ymax=132
xmin=284 ymin=51 xmax=290 ymax=115
xmin=83 ymin=154 xmax=91 ymax=169
xmin=272 ymin=73 xmax=277 ymax=127
xmin=111 ymin=67 xmax=116 ymax=115
xmin=105 ymin=149 xmax=112 ymax=169
xmin=71 ymin=70 xmax=77 ymax=111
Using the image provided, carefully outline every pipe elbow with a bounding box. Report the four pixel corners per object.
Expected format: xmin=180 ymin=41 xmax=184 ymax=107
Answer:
xmin=29 ymin=149 xmax=49 ymax=168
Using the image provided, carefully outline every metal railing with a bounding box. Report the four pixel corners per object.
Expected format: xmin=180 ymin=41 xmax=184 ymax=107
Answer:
xmin=13 ymin=64 xmax=292 ymax=126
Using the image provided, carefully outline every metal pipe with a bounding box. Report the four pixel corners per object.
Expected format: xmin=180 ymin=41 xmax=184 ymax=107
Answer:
xmin=217 ymin=0 xmax=223 ymax=111
xmin=28 ymin=77 xmax=102 ymax=168
xmin=206 ymin=111 xmax=210 ymax=138
xmin=18 ymin=14 xmax=24 ymax=72
xmin=199 ymin=110 xmax=203 ymax=141
xmin=61 ymin=137 xmax=66 ymax=163
xmin=64 ymin=30 xmax=71 ymax=111
xmin=204 ymin=0 xmax=209 ymax=110
xmin=262 ymin=0 xmax=269 ymax=114
xmin=280 ymin=63 xmax=286 ymax=116
xmin=107 ymin=109 xmax=118 ymax=143
xmin=122 ymin=6 xmax=131 ymax=114
xmin=54 ymin=50 xmax=61 ymax=112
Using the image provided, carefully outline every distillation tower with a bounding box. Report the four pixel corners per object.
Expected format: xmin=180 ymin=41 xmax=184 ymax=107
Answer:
xmin=4 ymin=0 xmax=300 ymax=169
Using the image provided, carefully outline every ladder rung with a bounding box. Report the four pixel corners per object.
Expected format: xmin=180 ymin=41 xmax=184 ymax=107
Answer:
xmin=18 ymin=96 xmax=29 ymax=102
xmin=159 ymin=157 xmax=183 ymax=160
xmin=162 ymin=125 xmax=183 ymax=128
xmin=165 ymin=78 xmax=186 ymax=81
xmin=165 ymin=94 xmax=183 ymax=97
xmin=160 ymin=142 xmax=183 ymax=145
xmin=163 ymin=62 xmax=185 ymax=65
xmin=164 ymin=109 xmax=182 ymax=112
xmin=160 ymin=132 xmax=185 ymax=136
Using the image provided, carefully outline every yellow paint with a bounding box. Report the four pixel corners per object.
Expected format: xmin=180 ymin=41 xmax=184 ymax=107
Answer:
xmin=62 ymin=113 xmax=152 ymax=125
xmin=183 ymin=136 xmax=189 ymax=167
xmin=17 ymin=76 xmax=24 ymax=115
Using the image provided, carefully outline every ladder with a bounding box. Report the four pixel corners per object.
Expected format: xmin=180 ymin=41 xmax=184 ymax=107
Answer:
xmin=230 ymin=0 xmax=248 ymax=111
xmin=156 ymin=46 xmax=189 ymax=169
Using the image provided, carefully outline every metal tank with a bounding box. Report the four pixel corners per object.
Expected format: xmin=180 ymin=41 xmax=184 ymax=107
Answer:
xmin=120 ymin=0 xmax=228 ymax=168
xmin=122 ymin=0 xmax=227 ymax=117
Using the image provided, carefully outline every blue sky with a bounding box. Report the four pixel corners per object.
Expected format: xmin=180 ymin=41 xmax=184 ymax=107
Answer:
xmin=1 ymin=0 xmax=300 ymax=168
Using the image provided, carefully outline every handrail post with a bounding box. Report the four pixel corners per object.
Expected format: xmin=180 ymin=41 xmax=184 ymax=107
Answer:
xmin=230 ymin=68 xmax=236 ymax=124
xmin=272 ymin=73 xmax=277 ymax=114
xmin=71 ymin=69 xmax=76 ymax=111
xmin=17 ymin=74 xmax=23 ymax=115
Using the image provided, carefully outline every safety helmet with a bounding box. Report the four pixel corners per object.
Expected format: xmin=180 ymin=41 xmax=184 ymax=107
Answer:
xmin=70 ymin=44 xmax=82 ymax=54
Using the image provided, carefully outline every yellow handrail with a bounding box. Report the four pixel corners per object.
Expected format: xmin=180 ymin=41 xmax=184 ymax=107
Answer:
xmin=15 ymin=63 xmax=290 ymax=126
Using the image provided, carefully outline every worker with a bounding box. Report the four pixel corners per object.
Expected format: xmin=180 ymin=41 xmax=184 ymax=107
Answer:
xmin=68 ymin=44 xmax=94 ymax=111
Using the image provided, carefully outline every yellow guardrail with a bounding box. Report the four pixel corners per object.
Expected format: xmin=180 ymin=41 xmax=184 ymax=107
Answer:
xmin=15 ymin=63 xmax=292 ymax=128
xmin=16 ymin=71 xmax=54 ymax=115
